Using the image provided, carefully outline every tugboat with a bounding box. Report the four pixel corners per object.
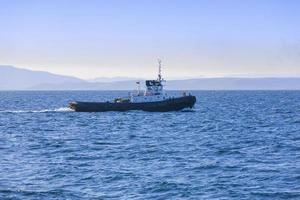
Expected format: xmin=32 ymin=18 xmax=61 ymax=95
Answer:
xmin=69 ymin=60 xmax=196 ymax=112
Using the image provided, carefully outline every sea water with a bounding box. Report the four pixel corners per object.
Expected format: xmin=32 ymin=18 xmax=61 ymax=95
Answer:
xmin=0 ymin=91 xmax=299 ymax=199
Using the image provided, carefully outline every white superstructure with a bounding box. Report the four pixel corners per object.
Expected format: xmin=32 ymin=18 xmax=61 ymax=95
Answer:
xmin=130 ymin=60 xmax=181 ymax=103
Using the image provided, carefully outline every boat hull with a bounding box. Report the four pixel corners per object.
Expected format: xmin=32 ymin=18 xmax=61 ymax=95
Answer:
xmin=69 ymin=96 xmax=196 ymax=112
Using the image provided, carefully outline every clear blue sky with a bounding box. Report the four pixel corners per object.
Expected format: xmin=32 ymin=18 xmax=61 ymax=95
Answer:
xmin=1 ymin=0 xmax=299 ymax=79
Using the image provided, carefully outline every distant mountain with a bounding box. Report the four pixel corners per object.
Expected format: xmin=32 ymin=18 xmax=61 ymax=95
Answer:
xmin=30 ymin=78 xmax=300 ymax=90
xmin=30 ymin=80 xmax=139 ymax=90
xmin=0 ymin=65 xmax=84 ymax=90
xmin=166 ymin=78 xmax=300 ymax=90
xmin=1 ymin=65 xmax=300 ymax=90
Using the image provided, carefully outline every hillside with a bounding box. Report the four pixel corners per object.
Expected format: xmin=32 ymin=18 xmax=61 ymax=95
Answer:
xmin=1 ymin=65 xmax=300 ymax=90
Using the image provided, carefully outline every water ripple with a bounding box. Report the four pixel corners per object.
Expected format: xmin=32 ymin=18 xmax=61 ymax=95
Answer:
xmin=0 ymin=91 xmax=299 ymax=199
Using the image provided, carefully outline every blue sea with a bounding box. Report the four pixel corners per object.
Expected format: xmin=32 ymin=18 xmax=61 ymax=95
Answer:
xmin=0 ymin=91 xmax=299 ymax=200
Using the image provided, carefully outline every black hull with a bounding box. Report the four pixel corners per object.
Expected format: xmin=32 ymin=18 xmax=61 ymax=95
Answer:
xmin=69 ymin=96 xmax=196 ymax=112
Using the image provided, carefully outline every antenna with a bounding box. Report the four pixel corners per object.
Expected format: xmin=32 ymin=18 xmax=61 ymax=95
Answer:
xmin=158 ymin=59 xmax=162 ymax=81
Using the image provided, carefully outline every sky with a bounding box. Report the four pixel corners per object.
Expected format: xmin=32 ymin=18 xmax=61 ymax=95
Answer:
xmin=1 ymin=0 xmax=300 ymax=79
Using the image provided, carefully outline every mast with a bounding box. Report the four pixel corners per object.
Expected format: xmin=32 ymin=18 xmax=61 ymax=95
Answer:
xmin=158 ymin=59 xmax=162 ymax=81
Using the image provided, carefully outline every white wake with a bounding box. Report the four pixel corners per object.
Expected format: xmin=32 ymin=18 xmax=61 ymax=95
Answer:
xmin=0 ymin=107 xmax=73 ymax=113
